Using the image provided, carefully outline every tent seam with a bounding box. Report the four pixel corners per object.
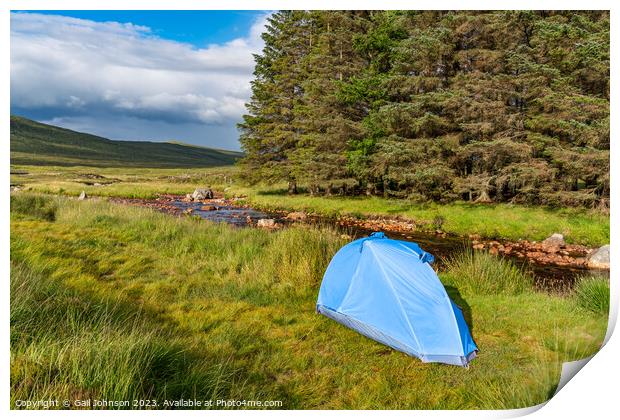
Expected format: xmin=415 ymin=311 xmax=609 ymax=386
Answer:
xmin=367 ymin=243 xmax=425 ymax=356
xmin=336 ymin=246 xmax=367 ymax=312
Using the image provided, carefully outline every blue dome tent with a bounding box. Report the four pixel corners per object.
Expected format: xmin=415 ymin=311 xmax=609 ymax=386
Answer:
xmin=317 ymin=232 xmax=478 ymax=367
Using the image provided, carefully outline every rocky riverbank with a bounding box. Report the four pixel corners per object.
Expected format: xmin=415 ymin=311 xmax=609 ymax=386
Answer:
xmin=108 ymin=193 xmax=609 ymax=271
xmin=332 ymin=214 xmax=608 ymax=270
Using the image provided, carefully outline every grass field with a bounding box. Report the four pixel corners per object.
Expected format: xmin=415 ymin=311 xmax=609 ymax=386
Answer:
xmin=11 ymin=164 xmax=609 ymax=246
xmin=10 ymin=194 xmax=608 ymax=409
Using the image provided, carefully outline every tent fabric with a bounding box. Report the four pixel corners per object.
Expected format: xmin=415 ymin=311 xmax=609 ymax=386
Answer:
xmin=316 ymin=232 xmax=478 ymax=367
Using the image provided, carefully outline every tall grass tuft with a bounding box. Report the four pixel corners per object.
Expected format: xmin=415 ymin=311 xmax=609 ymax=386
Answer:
xmin=10 ymin=193 xmax=58 ymax=221
xmin=574 ymin=275 xmax=610 ymax=315
xmin=442 ymin=249 xmax=533 ymax=295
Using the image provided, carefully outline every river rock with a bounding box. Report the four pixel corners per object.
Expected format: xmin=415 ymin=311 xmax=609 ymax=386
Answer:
xmin=542 ymin=233 xmax=565 ymax=248
xmin=78 ymin=191 xmax=87 ymax=200
xmin=191 ymin=189 xmax=206 ymax=200
xmin=257 ymin=218 xmax=276 ymax=228
xmin=200 ymin=205 xmax=217 ymax=211
xmin=286 ymin=211 xmax=307 ymax=221
xmin=586 ymin=245 xmax=610 ymax=269
xmin=191 ymin=188 xmax=213 ymax=200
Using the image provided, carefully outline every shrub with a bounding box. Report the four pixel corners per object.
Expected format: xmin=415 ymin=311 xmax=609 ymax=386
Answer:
xmin=10 ymin=193 xmax=57 ymax=221
xmin=574 ymin=275 xmax=610 ymax=315
xmin=442 ymin=250 xmax=533 ymax=295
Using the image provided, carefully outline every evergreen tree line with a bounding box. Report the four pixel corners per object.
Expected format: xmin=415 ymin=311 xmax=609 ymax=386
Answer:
xmin=239 ymin=11 xmax=609 ymax=207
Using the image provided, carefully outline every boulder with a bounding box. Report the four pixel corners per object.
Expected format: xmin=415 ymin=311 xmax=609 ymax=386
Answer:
xmin=191 ymin=188 xmax=213 ymax=200
xmin=78 ymin=191 xmax=87 ymax=200
xmin=542 ymin=233 xmax=565 ymax=248
xmin=286 ymin=211 xmax=307 ymax=221
xmin=586 ymin=245 xmax=610 ymax=270
xmin=256 ymin=218 xmax=276 ymax=228
xmin=191 ymin=189 xmax=208 ymax=200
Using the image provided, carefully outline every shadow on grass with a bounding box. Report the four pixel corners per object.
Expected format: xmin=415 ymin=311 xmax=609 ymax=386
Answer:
xmin=445 ymin=285 xmax=474 ymax=338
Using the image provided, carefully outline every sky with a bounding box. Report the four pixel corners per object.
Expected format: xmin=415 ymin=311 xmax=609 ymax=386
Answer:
xmin=10 ymin=10 xmax=270 ymax=150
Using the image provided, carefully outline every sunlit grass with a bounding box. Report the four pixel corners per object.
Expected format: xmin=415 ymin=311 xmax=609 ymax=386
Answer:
xmin=10 ymin=262 xmax=246 ymax=408
xmin=442 ymin=250 xmax=533 ymax=295
xmin=573 ymin=275 xmax=610 ymax=315
xmin=10 ymin=195 xmax=608 ymax=409
xmin=11 ymin=164 xmax=609 ymax=245
xmin=228 ymin=184 xmax=609 ymax=246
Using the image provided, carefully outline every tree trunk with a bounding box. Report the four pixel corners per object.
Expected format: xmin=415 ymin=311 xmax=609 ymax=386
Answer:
xmin=475 ymin=190 xmax=492 ymax=203
xmin=288 ymin=180 xmax=297 ymax=195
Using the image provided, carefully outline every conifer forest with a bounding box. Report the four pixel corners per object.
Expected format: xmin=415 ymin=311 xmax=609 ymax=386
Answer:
xmin=239 ymin=11 xmax=610 ymax=208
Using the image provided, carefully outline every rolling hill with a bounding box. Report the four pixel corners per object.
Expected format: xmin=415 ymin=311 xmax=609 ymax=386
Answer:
xmin=10 ymin=116 xmax=243 ymax=168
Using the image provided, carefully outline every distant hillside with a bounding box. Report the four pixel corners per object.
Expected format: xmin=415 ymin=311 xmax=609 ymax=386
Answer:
xmin=10 ymin=116 xmax=243 ymax=168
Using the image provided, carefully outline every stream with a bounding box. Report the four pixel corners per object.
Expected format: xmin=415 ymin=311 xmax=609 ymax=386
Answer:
xmin=165 ymin=199 xmax=608 ymax=293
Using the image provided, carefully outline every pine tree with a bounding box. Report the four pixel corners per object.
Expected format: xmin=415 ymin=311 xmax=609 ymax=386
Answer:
xmin=289 ymin=11 xmax=370 ymax=194
xmin=238 ymin=11 xmax=314 ymax=192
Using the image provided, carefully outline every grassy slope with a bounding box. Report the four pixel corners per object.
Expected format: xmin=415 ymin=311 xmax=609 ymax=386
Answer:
xmin=10 ymin=116 xmax=243 ymax=168
xmin=10 ymin=196 xmax=607 ymax=409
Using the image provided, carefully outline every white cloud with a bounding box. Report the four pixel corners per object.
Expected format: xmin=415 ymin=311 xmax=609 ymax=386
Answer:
xmin=10 ymin=12 xmax=269 ymax=148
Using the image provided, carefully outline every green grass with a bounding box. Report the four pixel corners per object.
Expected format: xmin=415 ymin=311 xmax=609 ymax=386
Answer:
xmin=10 ymin=194 xmax=58 ymax=221
xmin=10 ymin=165 xmax=238 ymax=199
xmin=10 ymin=194 xmax=608 ymax=409
xmin=573 ymin=275 xmax=610 ymax=315
xmin=10 ymin=262 xmax=244 ymax=408
xmin=442 ymin=250 xmax=533 ymax=295
xmin=10 ymin=115 xmax=243 ymax=168
xmin=11 ymin=164 xmax=609 ymax=246
xmin=227 ymin=184 xmax=609 ymax=246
